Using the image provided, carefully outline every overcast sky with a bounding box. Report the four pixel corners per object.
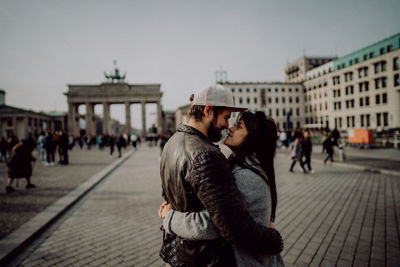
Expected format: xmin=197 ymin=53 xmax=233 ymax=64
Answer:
xmin=1 ymin=0 xmax=399 ymax=129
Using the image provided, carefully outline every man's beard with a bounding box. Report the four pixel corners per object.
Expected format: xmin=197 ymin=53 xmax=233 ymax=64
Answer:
xmin=207 ymin=117 xmax=223 ymax=142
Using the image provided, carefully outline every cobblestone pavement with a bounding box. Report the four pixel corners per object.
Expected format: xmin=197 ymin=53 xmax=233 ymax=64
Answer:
xmin=0 ymin=146 xmax=131 ymax=240
xmin=12 ymin=145 xmax=400 ymax=266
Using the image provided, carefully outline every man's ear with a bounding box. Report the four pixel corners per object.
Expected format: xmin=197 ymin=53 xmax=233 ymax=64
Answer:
xmin=203 ymin=105 xmax=213 ymax=118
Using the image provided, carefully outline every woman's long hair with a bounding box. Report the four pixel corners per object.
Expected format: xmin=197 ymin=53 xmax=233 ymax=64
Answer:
xmin=228 ymin=111 xmax=278 ymax=222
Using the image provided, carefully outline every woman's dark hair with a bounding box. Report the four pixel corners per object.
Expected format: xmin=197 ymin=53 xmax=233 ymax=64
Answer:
xmin=188 ymin=105 xmax=226 ymax=121
xmin=229 ymin=111 xmax=278 ymax=222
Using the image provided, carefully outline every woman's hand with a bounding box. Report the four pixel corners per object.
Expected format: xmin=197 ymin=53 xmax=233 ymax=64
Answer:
xmin=158 ymin=201 xmax=173 ymax=219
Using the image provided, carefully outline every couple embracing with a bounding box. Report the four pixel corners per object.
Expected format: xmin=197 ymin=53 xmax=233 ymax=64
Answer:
xmin=159 ymin=85 xmax=285 ymax=266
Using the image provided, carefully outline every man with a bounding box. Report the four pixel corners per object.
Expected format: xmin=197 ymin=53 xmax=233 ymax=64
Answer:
xmin=302 ymin=130 xmax=313 ymax=173
xmin=160 ymin=85 xmax=283 ymax=266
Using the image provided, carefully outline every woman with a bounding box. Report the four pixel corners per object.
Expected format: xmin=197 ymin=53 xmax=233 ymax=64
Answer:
xmin=159 ymin=111 xmax=284 ymax=267
xmin=6 ymin=140 xmax=36 ymax=193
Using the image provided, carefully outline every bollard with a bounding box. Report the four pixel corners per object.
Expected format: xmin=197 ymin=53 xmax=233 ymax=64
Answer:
xmin=338 ymin=144 xmax=345 ymax=161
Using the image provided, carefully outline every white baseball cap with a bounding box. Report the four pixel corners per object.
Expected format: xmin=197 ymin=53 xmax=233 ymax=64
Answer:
xmin=192 ymin=84 xmax=247 ymax=111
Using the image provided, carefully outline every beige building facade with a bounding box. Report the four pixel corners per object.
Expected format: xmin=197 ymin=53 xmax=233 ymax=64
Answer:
xmin=303 ymin=34 xmax=400 ymax=131
xmin=220 ymin=82 xmax=304 ymax=131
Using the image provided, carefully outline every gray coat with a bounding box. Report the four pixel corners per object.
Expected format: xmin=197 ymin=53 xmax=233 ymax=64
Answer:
xmin=163 ymin=161 xmax=285 ymax=267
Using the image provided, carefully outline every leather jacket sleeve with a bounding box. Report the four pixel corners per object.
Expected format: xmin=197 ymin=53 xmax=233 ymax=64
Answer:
xmin=188 ymin=150 xmax=283 ymax=255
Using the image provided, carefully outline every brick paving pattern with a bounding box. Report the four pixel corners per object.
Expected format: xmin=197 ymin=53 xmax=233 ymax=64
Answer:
xmin=10 ymin=145 xmax=400 ymax=266
xmin=0 ymin=146 xmax=129 ymax=239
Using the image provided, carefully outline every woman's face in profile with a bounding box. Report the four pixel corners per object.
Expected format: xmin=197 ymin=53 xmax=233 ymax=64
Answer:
xmin=224 ymin=119 xmax=248 ymax=148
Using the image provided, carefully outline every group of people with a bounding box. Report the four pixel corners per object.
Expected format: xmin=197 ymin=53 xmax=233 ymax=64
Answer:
xmin=158 ymin=85 xmax=284 ymax=266
xmin=288 ymin=128 xmax=341 ymax=173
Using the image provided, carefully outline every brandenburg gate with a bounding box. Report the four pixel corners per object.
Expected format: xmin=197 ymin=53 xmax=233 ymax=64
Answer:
xmin=64 ymin=64 xmax=162 ymax=137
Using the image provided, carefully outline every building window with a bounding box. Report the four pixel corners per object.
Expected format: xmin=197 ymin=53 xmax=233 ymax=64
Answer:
xmin=231 ymin=88 xmax=235 ymax=93
xmin=289 ymin=88 xmax=292 ymax=92
xmin=395 ymin=74 xmax=400 ymax=86
xmin=282 ymin=97 xmax=285 ymax=103
xmin=289 ymin=97 xmax=292 ymax=103
xmin=382 ymin=93 xmax=387 ymax=104
xmin=376 ymin=94 xmax=381 ymax=104
xmin=382 ymin=77 xmax=387 ymax=88
xmin=239 ymin=97 xmax=243 ymax=104
xmin=374 ymin=62 xmax=379 ymax=74
xmin=268 ymin=97 xmax=272 ymax=103
xmin=295 ymin=88 xmax=299 ymax=92
xmin=283 ymin=108 xmax=286 ymax=116
xmin=381 ymin=61 xmax=386 ymax=72
xmin=359 ymin=82 xmax=363 ymax=92
xmin=254 ymin=97 xmax=258 ymax=104
xmin=383 ymin=112 xmax=388 ymax=126
xmin=394 ymin=57 xmax=399 ymax=70
xmin=246 ymin=88 xmax=250 ymax=92
xmin=369 ymin=52 xmax=374 ymax=58
xmin=239 ymin=88 xmax=242 ymax=93
xmin=268 ymin=88 xmax=271 ymax=92
xmin=7 ymin=119 xmax=12 ymax=126
xmin=360 ymin=97 xmax=364 ymax=107
xmin=276 ymin=109 xmax=279 ymax=116
xmin=253 ymin=88 xmax=257 ymax=92
xmin=296 ymin=97 xmax=299 ymax=103
xmin=275 ymin=97 xmax=279 ymax=103
xmin=387 ymin=45 xmax=393 ymax=52
xmin=377 ymin=113 xmax=382 ymax=126
xmin=361 ymin=115 xmax=365 ymax=127
xmin=275 ymin=88 xmax=278 ymax=92
xmin=296 ymin=108 xmax=300 ymax=116
xmin=375 ymin=78 xmax=380 ymax=89
xmin=269 ymin=109 xmax=272 ymax=116
xmin=247 ymin=98 xmax=250 ymax=104
xmin=365 ymin=96 xmax=370 ymax=106
xmin=363 ymin=54 xmax=368 ymax=60
xmin=365 ymin=81 xmax=369 ymax=91
xmin=282 ymin=88 xmax=285 ymax=92
xmin=366 ymin=114 xmax=370 ymax=127
xmin=380 ymin=48 xmax=385 ymax=55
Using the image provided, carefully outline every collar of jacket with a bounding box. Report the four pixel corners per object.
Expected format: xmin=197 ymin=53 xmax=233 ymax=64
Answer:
xmin=177 ymin=124 xmax=219 ymax=149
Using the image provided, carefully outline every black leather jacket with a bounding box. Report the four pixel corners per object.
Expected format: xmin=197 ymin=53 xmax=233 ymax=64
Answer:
xmin=160 ymin=125 xmax=283 ymax=266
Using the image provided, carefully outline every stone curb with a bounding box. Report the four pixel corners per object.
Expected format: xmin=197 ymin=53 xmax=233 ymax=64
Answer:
xmin=0 ymin=149 xmax=136 ymax=266
xmin=276 ymin=153 xmax=400 ymax=177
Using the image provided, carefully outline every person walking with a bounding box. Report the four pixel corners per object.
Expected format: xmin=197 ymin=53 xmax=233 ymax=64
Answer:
xmin=109 ymin=135 xmax=115 ymax=157
xmin=322 ymin=135 xmax=335 ymax=163
xmin=116 ymin=134 xmax=126 ymax=158
xmin=5 ymin=140 xmax=36 ymax=193
xmin=289 ymin=132 xmax=307 ymax=173
xmin=59 ymin=130 xmax=69 ymax=165
xmin=0 ymin=136 xmax=8 ymax=162
xmin=158 ymin=85 xmax=283 ymax=266
xmin=302 ymin=130 xmax=313 ymax=173
xmin=44 ymin=132 xmax=56 ymax=166
xmin=36 ymin=131 xmax=46 ymax=161
xmin=160 ymin=111 xmax=285 ymax=267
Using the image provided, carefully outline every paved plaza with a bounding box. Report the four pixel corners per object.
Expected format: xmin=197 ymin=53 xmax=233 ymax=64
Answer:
xmin=1 ymin=144 xmax=400 ymax=266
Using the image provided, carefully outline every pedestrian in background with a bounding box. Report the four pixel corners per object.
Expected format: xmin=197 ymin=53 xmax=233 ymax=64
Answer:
xmin=322 ymin=135 xmax=334 ymax=163
xmin=36 ymin=131 xmax=46 ymax=161
xmin=60 ymin=130 xmax=69 ymax=165
xmin=109 ymin=135 xmax=115 ymax=157
xmin=116 ymin=134 xmax=126 ymax=158
xmin=5 ymin=140 xmax=36 ymax=193
xmin=0 ymin=136 xmax=8 ymax=162
xmin=44 ymin=132 xmax=56 ymax=166
xmin=289 ymin=132 xmax=307 ymax=173
xmin=302 ymin=130 xmax=314 ymax=173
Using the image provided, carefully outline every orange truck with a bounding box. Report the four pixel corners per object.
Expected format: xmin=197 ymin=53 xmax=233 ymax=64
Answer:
xmin=348 ymin=129 xmax=373 ymax=144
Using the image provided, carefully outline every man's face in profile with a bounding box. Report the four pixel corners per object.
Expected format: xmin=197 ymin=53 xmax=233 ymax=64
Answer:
xmin=207 ymin=109 xmax=231 ymax=142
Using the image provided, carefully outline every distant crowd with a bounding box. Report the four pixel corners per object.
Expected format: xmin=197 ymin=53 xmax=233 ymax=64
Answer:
xmin=1 ymin=130 xmax=171 ymax=193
